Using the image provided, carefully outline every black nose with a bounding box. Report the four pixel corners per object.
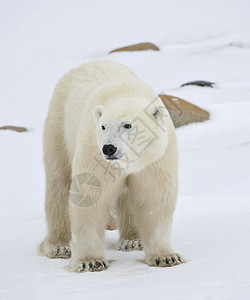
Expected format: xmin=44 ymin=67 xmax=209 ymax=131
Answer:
xmin=102 ymin=144 xmax=117 ymax=156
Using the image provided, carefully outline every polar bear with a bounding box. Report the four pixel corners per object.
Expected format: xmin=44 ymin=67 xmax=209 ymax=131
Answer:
xmin=39 ymin=60 xmax=185 ymax=272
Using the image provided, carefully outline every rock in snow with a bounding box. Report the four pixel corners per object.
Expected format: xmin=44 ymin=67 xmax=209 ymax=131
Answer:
xmin=159 ymin=94 xmax=210 ymax=128
xmin=0 ymin=125 xmax=27 ymax=132
xmin=180 ymin=80 xmax=215 ymax=88
xmin=109 ymin=42 xmax=160 ymax=53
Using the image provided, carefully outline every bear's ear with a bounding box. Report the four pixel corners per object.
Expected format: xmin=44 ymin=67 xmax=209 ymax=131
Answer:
xmin=151 ymin=105 xmax=166 ymax=119
xmin=93 ymin=105 xmax=105 ymax=122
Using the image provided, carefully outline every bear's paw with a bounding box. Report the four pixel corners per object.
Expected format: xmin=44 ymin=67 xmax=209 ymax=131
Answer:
xmin=39 ymin=242 xmax=71 ymax=259
xmin=117 ymin=239 xmax=143 ymax=251
xmin=66 ymin=259 xmax=109 ymax=272
xmin=146 ymin=253 xmax=186 ymax=267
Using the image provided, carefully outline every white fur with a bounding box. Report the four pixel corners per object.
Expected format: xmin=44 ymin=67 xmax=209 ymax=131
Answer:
xmin=39 ymin=60 xmax=185 ymax=271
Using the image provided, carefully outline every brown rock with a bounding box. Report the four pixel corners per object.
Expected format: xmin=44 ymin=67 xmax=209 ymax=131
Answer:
xmin=109 ymin=42 xmax=159 ymax=54
xmin=0 ymin=125 xmax=27 ymax=132
xmin=159 ymin=94 xmax=210 ymax=128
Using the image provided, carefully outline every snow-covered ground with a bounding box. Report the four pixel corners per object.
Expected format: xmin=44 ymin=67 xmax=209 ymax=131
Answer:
xmin=1 ymin=0 xmax=250 ymax=299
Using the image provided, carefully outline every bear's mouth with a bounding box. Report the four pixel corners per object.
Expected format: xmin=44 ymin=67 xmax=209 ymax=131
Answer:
xmin=103 ymin=149 xmax=124 ymax=161
xmin=106 ymin=156 xmax=118 ymax=160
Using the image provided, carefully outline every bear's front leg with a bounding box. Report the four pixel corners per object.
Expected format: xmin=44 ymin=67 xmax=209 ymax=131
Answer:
xmin=139 ymin=210 xmax=186 ymax=267
xmin=129 ymin=170 xmax=186 ymax=268
xmin=66 ymin=168 xmax=125 ymax=273
xmin=66 ymin=190 xmax=109 ymax=272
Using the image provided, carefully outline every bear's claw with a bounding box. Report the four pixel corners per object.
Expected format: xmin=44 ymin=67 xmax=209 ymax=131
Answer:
xmin=117 ymin=239 xmax=143 ymax=251
xmin=39 ymin=242 xmax=71 ymax=259
xmin=147 ymin=253 xmax=186 ymax=267
xmin=67 ymin=259 xmax=109 ymax=272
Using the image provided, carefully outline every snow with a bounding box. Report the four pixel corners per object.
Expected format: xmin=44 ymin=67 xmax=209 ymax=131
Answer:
xmin=1 ymin=0 xmax=250 ymax=299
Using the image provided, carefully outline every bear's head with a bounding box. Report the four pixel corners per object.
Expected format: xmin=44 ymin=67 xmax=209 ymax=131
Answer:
xmin=93 ymin=97 xmax=169 ymax=173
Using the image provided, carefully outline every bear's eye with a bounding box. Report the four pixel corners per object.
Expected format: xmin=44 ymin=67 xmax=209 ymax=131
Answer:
xmin=101 ymin=125 xmax=105 ymax=130
xmin=123 ymin=124 xmax=132 ymax=129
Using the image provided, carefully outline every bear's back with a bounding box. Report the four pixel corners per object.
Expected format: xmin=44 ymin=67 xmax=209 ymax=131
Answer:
xmin=67 ymin=60 xmax=138 ymax=92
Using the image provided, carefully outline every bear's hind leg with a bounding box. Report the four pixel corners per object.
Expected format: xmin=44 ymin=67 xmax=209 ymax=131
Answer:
xmin=39 ymin=122 xmax=72 ymax=259
xmin=115 ymin=192 xmax=143 ymax=251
